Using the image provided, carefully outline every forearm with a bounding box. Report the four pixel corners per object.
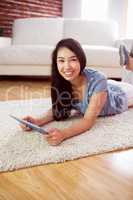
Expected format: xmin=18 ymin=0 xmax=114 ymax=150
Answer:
xmin=62 ymin=117 xmax=96 ymax=140
xmin=37 ymin=108 xmax=54 ymax=126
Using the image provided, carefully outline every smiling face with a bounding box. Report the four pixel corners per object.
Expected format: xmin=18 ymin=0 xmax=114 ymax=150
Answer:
xmin=57 ymin=47 xmax=81 ymax=82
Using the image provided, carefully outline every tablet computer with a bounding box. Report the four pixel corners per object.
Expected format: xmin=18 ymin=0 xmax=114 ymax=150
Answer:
xmin=10 ymin=115 xmax=48 ymax=134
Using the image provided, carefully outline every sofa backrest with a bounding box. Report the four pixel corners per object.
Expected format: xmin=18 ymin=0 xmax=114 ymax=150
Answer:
xmin=12 ymin=18 xmax=118 ymax=47
xmin=63 ymin=19 xmax=118 ymax=46
xmin=12 ymin=18 xmax=63 ymax=45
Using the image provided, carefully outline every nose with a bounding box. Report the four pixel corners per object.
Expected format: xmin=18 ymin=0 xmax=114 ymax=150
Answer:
xmin=64 ymin=60 xmax=71 ymax=70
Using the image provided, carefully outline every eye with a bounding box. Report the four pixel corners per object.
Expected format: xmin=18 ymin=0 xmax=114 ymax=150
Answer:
xmin=71 ymin=58 xmax=77 ymax=62
xmin=57 ymin=59 xmax=64 ymax=63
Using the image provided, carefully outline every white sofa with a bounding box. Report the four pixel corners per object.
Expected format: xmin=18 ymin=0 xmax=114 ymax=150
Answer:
xmin=0 ymin=17 xmax=127 ymax=78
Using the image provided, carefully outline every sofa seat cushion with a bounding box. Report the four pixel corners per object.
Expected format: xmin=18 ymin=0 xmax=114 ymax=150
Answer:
xmin=0 ymin=45 xmax=54 ymax=65
xmin=83 ymin=45 xmax=119 ymax=67
xmin=0 ymin=45 xmax=120 ymax=68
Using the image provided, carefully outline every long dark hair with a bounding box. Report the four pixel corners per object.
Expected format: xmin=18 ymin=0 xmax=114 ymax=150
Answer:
xmin=51 ymin=38 xmax=86 ymax=121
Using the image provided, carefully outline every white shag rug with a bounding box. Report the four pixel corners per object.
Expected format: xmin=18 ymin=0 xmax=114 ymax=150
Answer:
xmin=0 ymin=98 xmax=133 ymax=172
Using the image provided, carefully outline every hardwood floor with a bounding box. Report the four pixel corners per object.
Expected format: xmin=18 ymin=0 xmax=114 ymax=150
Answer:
xmin=0 ymin=78 xmax=133 ymax=200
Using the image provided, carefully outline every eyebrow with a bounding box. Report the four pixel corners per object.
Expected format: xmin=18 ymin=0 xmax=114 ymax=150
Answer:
xmin=57 ymin=56 xmax=77 ymax=59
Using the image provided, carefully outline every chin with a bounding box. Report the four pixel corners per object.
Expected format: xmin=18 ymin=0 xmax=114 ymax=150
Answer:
xmin=64 ymin=76 xmax=77 ymax=82
xmin=61 ymin=72 xmax=80 ymax=81
xmin=63 ymin=76 xmax=72 ymax=81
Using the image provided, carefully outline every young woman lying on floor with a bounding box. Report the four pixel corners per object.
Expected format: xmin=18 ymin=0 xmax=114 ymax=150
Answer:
xmin=20 ymin=38 xmax=133 ymax=146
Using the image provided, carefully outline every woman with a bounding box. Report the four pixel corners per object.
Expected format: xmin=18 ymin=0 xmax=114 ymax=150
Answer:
xmin=21 ymin=38 xmax=133 ymax=146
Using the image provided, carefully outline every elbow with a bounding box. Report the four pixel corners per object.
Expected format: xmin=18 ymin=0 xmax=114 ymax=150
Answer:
xmin=82 ymin=117 xmax=96 ymax=131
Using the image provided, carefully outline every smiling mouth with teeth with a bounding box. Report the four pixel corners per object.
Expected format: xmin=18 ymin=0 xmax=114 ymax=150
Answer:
xmin=65 ymin=72 xmax=72 ymax=74
xmin=64 ymin=71 xmax=73 ymax=75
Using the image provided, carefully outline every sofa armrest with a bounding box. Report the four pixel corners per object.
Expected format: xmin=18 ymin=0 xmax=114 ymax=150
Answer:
xmin=0 ymin=37 xmax=12 ymax=47
xmin=115 ymin=38 xmax=133 ymax=51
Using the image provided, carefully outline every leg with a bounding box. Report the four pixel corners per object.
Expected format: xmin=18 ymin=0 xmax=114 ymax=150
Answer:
xmin=119 ymin=44 xmax=133 ymax=70
xmin=122 ymin=67 xmax=133 ymax=85
xmin=108 ymin=80 xmax=133 ymax=107
xmin=126 ymin=56 xmax=133 ymax=71
xmin=119 ymin=45 xmax=133 ymax=84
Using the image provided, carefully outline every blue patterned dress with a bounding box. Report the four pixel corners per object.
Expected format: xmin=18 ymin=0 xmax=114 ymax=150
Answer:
xmin=72 ymin=68 xmax=128 ymax=116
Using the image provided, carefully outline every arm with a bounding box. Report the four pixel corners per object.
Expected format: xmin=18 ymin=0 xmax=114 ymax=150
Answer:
xmin=37 ymin=108 xmax=54 ymax=126
xmin=46 ymin=91 xmax=107 ymax=145
xmin=62 ymin=91 xmax=107 ymax=139
xmin=21 ymin=108 xmax=54 ymax=131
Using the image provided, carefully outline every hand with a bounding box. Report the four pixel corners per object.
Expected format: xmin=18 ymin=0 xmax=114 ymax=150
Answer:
xmin=20 ymin=116 xmax=40 ymax=131
xmin=45 ymin=128 xmax=65 ymax=146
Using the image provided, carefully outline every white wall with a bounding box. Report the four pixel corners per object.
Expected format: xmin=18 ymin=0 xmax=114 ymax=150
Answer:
xmin=82 ymin=0 xmax=109 ymax=20
xmin=63 ymin=0 xmax=128 ymax=37
xmin=108 ymin=0 xmax=128 ymax=37
xmin=63 ymin=0 xmax=82 ymax=18
xmin=126 ymin=0 xmax=133 ymax=37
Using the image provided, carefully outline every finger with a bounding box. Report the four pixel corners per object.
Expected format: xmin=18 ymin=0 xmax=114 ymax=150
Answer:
xmin=22 ymin=116 xmax=30 ymax=121
xmin=49 ymin=136 xmax=57 ymax=140
xmin=25 ymin=127 xmax=32 ymax=131
xmin=45 ymin=133 xmax=54 ymax=139
xmin=47 ymin=140 xmax=59 ymax=146
xmin=19 ymin=123 xmax=27 ymax=130
xmin=23 ymin=116 xmax=34 ymax=123
xmin=45 ymin=130 xmax=54 ymax=137
xmin=23 ymin=127 xmax=32 ymax=131
xmin=47 ymin=139 xmax=56 ymax=145
xmin=46 ymin=135 xmax=57 ymax=142
xmin=19 ymin=123 xmax=31 ymax=131
xmin=47 ymin=127 xmax=57 ymax=133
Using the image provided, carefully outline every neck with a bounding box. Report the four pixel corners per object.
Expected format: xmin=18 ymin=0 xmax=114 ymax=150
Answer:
xmin=71 ymin=74 xmax=85 ymax=89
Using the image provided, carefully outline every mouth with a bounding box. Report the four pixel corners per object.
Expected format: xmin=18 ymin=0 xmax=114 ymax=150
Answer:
xmin=64 ymin=71 xmax=73 ymax=77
